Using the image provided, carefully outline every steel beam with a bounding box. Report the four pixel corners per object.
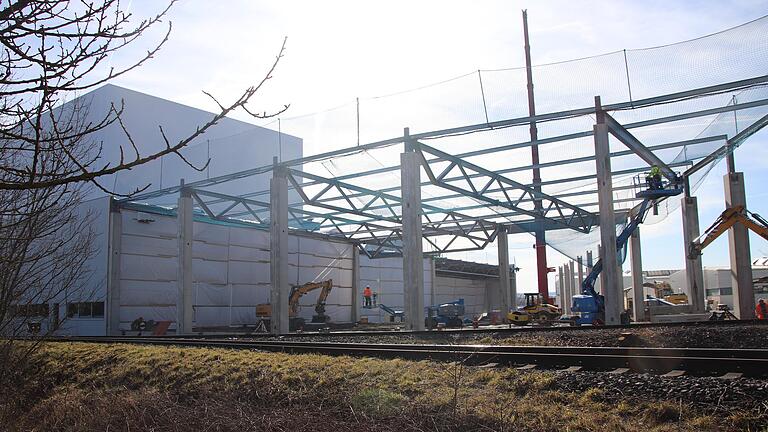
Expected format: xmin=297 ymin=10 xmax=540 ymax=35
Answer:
xmin=558 ymin=266 xmax=566 ymax=313
xmin=605 ymin=113 xmax=677 ymax=181
xmin=577 ymin=256 xmax=584 ymax=289
xmin=415 ymin=140 xmax=597 ymax=234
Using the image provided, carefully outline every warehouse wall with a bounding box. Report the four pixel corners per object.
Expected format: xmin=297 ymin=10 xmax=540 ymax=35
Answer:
xmin=358 ymin=256 xmax=433 ymax=324
xmin=116 ymin=210 xmax=353 ymax=332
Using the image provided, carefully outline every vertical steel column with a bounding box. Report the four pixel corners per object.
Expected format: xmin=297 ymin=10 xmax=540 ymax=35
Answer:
xmin=522 ymin=10 xmax=549 ymax=302
xmin=630 ymin=226 xmax=644 ymax=322
xmin=682 ymin=194 xmax=706 ymax=313
xmin=270 ymin=158 xmax=290 ymax=334
xmin=401 ymin=128 xmax=425 ymax=331
xmin=510 ymin=264 xmax=518 ymax=309
xmin=177 ymin=183 xmax=194 ymax=334
xmin=107 ymin=198 xmax=122 ymax=336
xmin=586 ymin=251 xmax=593 ymax=272
xmin=498 ymin=226 xmax=511 ymax=320
xmin=725 ymin=172 xmax=755 ymax=319
xmin=351 ymin=245 xmax=360 ymax=323
xmin=594 ymin=96 xmax=622 ymax=325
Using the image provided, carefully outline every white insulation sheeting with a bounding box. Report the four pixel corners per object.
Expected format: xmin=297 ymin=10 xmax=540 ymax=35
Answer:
xmin=358 ymin=256 xmax=434 ymax=323
xmin=433 ymin=276 xmax=486 ymax=316
xmin=117 ymin=210 xmax=353 ymax=330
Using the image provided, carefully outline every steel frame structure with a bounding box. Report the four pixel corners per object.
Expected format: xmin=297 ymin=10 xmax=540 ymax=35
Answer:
xmin=121 ymin=75 xmax=768 ymax=258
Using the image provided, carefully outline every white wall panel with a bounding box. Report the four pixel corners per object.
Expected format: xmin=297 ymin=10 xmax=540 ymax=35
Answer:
xmin=121 ymin=254 xmax=177 ymax=282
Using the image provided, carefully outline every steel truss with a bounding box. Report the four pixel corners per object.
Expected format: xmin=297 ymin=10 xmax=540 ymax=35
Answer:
xmin=120 ymin=75 xmax=768 ymax=257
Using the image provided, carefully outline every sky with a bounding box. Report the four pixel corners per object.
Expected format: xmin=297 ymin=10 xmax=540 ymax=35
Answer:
xmin=108 ymin=0 xmax=768 ymax=293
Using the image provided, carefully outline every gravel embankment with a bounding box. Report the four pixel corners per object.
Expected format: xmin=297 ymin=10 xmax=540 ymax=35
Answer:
xmin=251 ymin=321 xmax=768 ymax=349
xmin=553 ymin=370 xmax=768 ymax=414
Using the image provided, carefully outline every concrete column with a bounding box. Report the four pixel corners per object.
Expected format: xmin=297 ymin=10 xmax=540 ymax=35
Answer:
xmin=630 ymin=226 xmax=644 ymax=322
xmin=563 ymin=264 xmax=572 ymax=315
xmin=498 ymin=227 xmax=511 ymax=320
xmin=577 ymin=256 xmax=584 ymax=290
xmin=594 ymin=99 xmax=622 ymax=325
xmin=351 ymin=246 xmax=360 ymax=323
xmin=430 ymin=256 xmax=437 ymax=308
xmin=725 ymin=172 xmax=754 ymax=319
xmin=270 ymin=162 xmax=290 ymax=334
xmin=557 ymin=266 xmax=565 ymax=310
xmin=568 ymin=260 xmax=576 ymax=312
xmin=401 ymin=130 xmax=425 ymax=331
xmin=107 ymin=198 xmax=122 ymax=336
xmin=682 ymin=196 xmax=705 ymax=313
xmin=511 ymin=264 xmax=518 ymax=309
xmin=177 ymin=185 xmax=194 ymax=334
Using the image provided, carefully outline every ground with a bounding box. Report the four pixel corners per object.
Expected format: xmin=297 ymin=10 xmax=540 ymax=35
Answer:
xmin=1 ymin=342 xmax=766 ymax=431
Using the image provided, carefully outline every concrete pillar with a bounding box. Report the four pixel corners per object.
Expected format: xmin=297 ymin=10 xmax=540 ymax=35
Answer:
xmin=401 ymin=130 xmax=425 ymax=331
xmin=557 ymin=266 xmax=565 ymax=308
xmin=510 ymin=264 xmax=518 ymax=309
xmin=270 ymin=161 xmax=290 ymax=334
xmin=630 ymin=226 xmax=644 ymax=322
xmin=563 ymin=264 xmax=572 ymax=315
xmin=594 ymin=99 xmax=622 ymax=325
xmin=107 ymin=198 xmax=122 ymax=336
xmin=568 ymin=260 xmax=576 ymax=313
xmin=498 ymin=227 xmax=511 ymax=320
xmin=682 ymin=196 xmax=706 ymax=313
xmin=430 ymin=256 xmax=437 ymax=307
xmin=725 ymin=172 xmax=755 ymax=319
xmin=351 ymin=246 xmax=360 ymax=323
xmin=177 ymin=184 xmax=194 ymax=334
xmin=577 ymin=256 xmax=584 ymax=290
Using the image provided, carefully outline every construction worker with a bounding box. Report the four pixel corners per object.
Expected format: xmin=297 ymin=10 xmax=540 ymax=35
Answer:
xmin=756 ymin=299 xmax=768 ymax=320
xmin=363 ymin=285 xmax=372 ymax=308
xmin=647 ymin=165 xmax=662 ymax=190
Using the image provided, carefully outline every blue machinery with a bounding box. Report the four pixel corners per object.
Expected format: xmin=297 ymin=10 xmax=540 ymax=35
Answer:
xmin=571 ymin=181 xmax=683 ymax=325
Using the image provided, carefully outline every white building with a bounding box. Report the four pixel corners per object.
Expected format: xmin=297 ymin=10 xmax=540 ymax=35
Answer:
xmin=16 ymin=85 xmax=512 ymax=336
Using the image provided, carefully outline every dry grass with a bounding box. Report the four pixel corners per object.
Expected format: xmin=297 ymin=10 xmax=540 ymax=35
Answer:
xmin=0 ymin=342 xmax=761 ymax=431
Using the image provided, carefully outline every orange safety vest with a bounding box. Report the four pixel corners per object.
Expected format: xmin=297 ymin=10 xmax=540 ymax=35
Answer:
xmin=756 ymin=301 xmax=768 ymax=319
xmin=363 ymin=287 xmax=372 ymax=297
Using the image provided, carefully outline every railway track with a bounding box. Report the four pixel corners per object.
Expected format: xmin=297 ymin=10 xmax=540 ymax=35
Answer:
xmin=54 ymin=336 xmax=768 ymax=378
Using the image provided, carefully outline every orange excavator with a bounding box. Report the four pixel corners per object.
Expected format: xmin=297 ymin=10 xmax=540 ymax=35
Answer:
xmin=256 ymin=279 xmax=333 ymax=330
xmin=688 ymin=205 xmax=768 ymax=259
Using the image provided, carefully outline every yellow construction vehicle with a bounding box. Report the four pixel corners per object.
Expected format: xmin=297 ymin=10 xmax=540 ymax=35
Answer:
xmin=644 ymin=282 xmax=688 ymax=305
xmin=256 ymin=279 xmax=333 ymax=330
xmin=689 ymin=205 xmax=768 ymax=259
xmin=507 ymin=293 xmax=562 ymax=326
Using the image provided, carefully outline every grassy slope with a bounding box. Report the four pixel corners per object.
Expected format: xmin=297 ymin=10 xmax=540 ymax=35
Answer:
xmin=0 ymin=343 xmax=761 ymax=431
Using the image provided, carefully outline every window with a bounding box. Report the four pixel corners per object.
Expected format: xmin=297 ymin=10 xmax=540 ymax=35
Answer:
xmin=720 ymin=287 xmax=733 ymax=296
xmin=67 ymin=302 xmax=105 ymax=318
xmin=10 ymin=303 xmax=49 ymax=317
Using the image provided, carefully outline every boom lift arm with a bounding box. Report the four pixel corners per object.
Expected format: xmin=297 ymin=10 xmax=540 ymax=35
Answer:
xmin=688 ymin=205 xmax=768 ymax=259
xmin=581 ymin=199 xmax=653 ymax=299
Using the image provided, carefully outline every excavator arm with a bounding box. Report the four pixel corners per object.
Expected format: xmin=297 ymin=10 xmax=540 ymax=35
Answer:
xmin=688 ymin=205 xmax=768 ymax=259
xmin=288 ymin=279 xmax=333 ymax=317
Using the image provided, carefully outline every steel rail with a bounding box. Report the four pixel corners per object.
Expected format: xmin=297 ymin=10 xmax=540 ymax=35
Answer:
xmin=52 ymin=336 xmax=768 ymax=377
